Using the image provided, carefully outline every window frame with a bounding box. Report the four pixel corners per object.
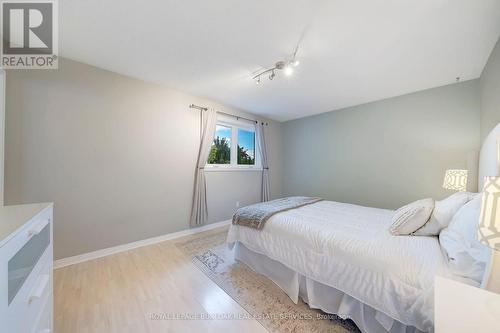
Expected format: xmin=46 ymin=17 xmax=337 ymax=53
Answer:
xmin=205 ymin=115 xmax=261 ymax=172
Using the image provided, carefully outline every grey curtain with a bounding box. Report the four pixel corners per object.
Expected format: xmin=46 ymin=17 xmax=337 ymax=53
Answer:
xmin=190 ymin=108 xmax=217 ymax=226
xmin=256 ymin=122 xmax=270 ymax=202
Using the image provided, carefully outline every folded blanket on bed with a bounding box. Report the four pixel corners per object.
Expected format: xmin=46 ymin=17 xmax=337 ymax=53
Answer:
xmin=232 ymin=196 xmax=323 ymax=229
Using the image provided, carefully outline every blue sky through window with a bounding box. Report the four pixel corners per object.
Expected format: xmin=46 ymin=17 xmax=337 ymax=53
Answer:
xmin=215 ymin=125 xmax=231 ymax=141
xmin=238 ymin=129 xmax=255 ymax=158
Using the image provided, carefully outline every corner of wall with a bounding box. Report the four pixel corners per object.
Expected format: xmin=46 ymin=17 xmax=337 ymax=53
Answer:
xmin=479 ymin=36 xmax=500 ymax=143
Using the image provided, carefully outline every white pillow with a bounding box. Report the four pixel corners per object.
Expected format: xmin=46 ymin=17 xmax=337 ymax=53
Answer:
xmin=389 ymin=198 xmax=434 ymax=235
xmin=439 ymin=194 xmax=490 ymax=285
xmin=413 ymin=192 xmax=475 ymax=236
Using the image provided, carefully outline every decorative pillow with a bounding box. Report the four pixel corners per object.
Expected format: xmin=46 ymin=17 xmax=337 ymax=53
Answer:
xmin=389 ymin=198 xmax=434 ymax=235
xmin=439 ymin=194 xmax=490 ymax=285
xmin=413 ymin=192 xmax=475 ymax=236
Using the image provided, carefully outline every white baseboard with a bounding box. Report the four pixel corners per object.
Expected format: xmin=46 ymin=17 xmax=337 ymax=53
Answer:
xmin=53 ymin=220 xmax=231 ymax=269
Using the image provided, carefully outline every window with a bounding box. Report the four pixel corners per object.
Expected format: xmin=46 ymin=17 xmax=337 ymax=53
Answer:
xmin=237 ymin=128 xmax=255 ymax=165
xmin=207 ymin=125 xmax=231 ymax=164
xmin=206 ymin=116 xmax=260 ymax=170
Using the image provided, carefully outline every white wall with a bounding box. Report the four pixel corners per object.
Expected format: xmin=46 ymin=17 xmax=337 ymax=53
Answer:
xmin=282 ymin=80 xmax=481 ymax=209
xmin=0 ymin=70 xmax=4 ymax=206
xmin=4 ymin=59 xmax=282 ymax=259
xmin=480 ymin=36 xmax=500 ymax=142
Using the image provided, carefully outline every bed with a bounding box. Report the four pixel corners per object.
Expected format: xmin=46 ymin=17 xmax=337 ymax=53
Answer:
xmin=227 ymin=201 xmax=444 ymax=332
xmin=227 ymin=123 xmax=500 ymax=333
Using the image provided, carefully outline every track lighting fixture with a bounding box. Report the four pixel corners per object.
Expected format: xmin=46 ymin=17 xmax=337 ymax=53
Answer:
xmin=252 ymin=39 xmax=303 ymax=85
xmin=252 ymin=57 xmax=299 ymax=84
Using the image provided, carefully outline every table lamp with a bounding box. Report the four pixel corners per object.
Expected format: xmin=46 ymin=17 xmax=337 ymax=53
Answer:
xmin=478 ymin=135 xmax=500 ymax=293
xmin=478 ymin=176 xmax=500 ymax=293
xmin=442 ymin=169 xmax=468 ymax=192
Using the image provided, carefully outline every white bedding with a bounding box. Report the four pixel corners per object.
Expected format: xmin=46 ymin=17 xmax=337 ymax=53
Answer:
xmin=227 ymin=200 xmax=454 ymax=332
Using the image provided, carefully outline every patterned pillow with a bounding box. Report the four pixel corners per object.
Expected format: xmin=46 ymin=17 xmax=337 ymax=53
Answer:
xmin=389 ymin=198 xmax=435 ymax=235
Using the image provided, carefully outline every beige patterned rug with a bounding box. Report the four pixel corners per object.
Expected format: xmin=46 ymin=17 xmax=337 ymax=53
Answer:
xmin=174 ymin=227 xmax=359 ymax=333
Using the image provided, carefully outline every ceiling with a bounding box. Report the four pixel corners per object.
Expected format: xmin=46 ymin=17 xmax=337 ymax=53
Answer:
xmin=60 ymin=0 xmax=500 ymax=122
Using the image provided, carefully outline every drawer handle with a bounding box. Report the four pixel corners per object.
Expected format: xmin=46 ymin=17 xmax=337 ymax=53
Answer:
xmin=28 ymin=274 xmax=50 ymax=304
xmin=28 ymin=218 xmax=50 ymax=237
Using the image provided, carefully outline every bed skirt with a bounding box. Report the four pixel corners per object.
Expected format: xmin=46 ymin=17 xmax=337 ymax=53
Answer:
xmin=233 ymin=241 xmax=427 ymax=333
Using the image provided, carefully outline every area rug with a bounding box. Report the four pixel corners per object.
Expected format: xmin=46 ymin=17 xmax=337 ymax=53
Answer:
xmin=174 ymin=227 xmax=359 ymax=333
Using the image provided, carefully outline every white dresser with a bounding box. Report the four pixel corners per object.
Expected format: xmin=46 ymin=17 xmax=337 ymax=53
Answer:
xmin=0 ymin=203 xmax=54 ymax=333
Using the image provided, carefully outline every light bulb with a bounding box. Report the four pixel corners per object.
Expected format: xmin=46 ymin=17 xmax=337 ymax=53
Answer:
xmin=292 ymin=60 xmax=300 ymax=67
xmin=284 ymin=66 xmax=293 ymax=76
xmin=256 ymin=77 xmax=260 ymax=85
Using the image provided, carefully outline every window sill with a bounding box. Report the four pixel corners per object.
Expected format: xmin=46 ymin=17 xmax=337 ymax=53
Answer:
xmin=204 ymin=166 xmax=263 ymax=172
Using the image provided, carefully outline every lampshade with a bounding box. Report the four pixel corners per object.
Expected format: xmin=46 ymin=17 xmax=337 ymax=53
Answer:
xmin=478 ymin=176 xmax=500 ymax=251
xmin=442 ymin=169 xmax=468 ymax=191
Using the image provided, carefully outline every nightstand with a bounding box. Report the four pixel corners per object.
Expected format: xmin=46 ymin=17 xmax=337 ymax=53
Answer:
xmin=435 ymin=276 xmax=500 ymax=332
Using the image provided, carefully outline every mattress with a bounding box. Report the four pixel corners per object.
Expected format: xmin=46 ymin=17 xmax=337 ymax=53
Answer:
xmin=227 ymin=200 xmax=453 ymax=332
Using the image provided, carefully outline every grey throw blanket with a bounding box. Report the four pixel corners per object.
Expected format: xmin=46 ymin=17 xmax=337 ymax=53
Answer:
xmin=232 ymin=196 xmax=323 ymax=230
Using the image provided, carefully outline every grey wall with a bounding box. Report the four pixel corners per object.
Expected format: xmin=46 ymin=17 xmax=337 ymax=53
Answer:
xmin=0 ymin=71 xmax=4 ymax=206
xmin=480 ymin=37 xmax=500 ymax=142
xmin=4 ymin=59 xmax=282 ymax=259
xmin=282 ymin=80 xmax=481 ymax=209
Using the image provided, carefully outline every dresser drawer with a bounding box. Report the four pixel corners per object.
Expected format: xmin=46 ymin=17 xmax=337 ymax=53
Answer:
xmin=5 ymin=252 xmax=52 ymax=333
xmin=31 ymin=291 xmax=53 ymax=333
xmin=0 ymin=205 xmax=53 ymax=333
xmin=8 ymin=216 xmax=51 ymax=304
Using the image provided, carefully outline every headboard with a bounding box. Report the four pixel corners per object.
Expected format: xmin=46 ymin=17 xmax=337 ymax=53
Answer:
xmin=478 ymin=122 xmax=500 ymax=191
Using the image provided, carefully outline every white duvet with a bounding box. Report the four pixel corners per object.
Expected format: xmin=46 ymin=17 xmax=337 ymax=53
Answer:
xmin=227 ymin=200 xmax=452 ymax=332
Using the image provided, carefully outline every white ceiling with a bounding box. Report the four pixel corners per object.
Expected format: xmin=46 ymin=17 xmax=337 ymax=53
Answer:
xmin=60 ymin=0 xmax=500 ymax=122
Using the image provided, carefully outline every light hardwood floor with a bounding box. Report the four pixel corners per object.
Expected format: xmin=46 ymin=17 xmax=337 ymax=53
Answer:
xmin=54 ymin=227 xmax=268 ymax=333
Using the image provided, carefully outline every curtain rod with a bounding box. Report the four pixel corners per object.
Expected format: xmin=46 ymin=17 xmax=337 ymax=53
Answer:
xmin=189 ymin=104 xmax=268 ymax=125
